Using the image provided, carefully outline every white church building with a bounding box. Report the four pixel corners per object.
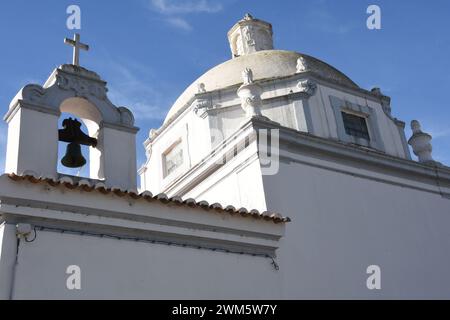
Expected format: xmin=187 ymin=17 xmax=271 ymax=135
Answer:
xmin=1 ymin=14 xmax=450 ymax=299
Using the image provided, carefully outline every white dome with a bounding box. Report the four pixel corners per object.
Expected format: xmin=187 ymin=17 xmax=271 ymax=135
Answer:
xmin=163 ymin=50 xmax=358 ymax=124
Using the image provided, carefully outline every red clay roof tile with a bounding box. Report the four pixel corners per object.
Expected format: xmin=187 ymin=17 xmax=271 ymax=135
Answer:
xmin=7 ymin=173 xmax=291 ymax=224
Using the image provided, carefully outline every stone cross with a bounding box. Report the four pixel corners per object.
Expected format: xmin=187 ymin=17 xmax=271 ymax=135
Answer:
xmin=64 ymin=33 xmax=89 ymax=66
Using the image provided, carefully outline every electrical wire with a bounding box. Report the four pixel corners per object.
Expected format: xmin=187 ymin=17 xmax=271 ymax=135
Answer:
xmin=31 ymin=225 xmax=280 ymax=270
xmin=24 ymin=227 xmax=37 ymax=243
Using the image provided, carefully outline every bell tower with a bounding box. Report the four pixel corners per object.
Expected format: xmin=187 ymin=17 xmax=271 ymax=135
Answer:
xmin=3 ymin=34 xmax=139 ymax=190
xmin=227 ymin=13 xmax=274 ymax=58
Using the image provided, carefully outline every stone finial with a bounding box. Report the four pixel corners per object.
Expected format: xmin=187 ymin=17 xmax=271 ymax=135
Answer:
xmin=411 ymin=120 xmax=422 ymax=134
xmin=197 ymin=82 xmax=206 ymax=93
xmin=243 ymin=13 xmax=254 ymax=20
xmin=228 ymin=14 xmax=273 ymax=58
xmin=371 ymin=87 xmax=382 ymax=95
xmin=408 ymin=120 xmax=436 ymax=164
xmin=149 ymin=129 xmax=157 ymax=139
xmin=296 ymin=56 xmax=308 ymax=73
xmin=237 ymin=68 xmax=264 ymax=118
xmin=242 ymin=68 xmax=254 ymax=85
xmin=370 ymin=87 xmax=392 ymax=115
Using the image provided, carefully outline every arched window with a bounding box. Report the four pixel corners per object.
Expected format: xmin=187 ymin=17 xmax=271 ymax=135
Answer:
xmin=58 ymin=97 xmax=103 ymax=180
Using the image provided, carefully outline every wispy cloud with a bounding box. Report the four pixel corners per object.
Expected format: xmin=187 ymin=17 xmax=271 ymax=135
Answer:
xmin=429 ymin=128 xmax=450 ymax=140
xmin=166 ymin=17 xmax=193 ymax=31
xmin=148 ymin=0 xmax=223 ymax=31
xmin=104 ymin=60 xmax=168 ymax=122
xmin=151 ymin=0 xmax=222 ymax=14
xmin=304 ymin=2 xmax=355 ymax=35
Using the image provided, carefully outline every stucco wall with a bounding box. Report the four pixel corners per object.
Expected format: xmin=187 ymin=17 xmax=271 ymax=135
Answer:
xmin=4 ymin=145 xmax=450 ymax=299
xmin=141 ymin=110 xmax=213 ymax=194
xmin=183 ymin=142 xmax=267 ymax=212
xmin=12 ymin=229 xmax=280 ymax=299
xmin=266 ymin=156 xmax=450 ymax=299
xmin=0 ymin=224 xmax=4 ymax=260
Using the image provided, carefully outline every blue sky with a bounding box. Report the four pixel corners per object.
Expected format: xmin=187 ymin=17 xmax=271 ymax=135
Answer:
xmin=0 ymin=0 xmax=449 ymax=173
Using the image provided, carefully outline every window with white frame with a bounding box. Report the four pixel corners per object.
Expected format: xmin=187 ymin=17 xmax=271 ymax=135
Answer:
xmin=163 ymin=140 xmax=183 ymax=178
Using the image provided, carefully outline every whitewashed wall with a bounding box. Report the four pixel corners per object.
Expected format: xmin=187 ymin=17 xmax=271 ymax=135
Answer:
xmin=173 ymin=146 xmax=450 ymax=299
xmin=12 ymin=229 xmax=281 ymax=299
xmin=184 ymin=144 xmax=268 ymax=212
xmin=141 ymin=109 xmax=213 ymax=194
xmin=267 ymin=152 xmax=450 ymax=299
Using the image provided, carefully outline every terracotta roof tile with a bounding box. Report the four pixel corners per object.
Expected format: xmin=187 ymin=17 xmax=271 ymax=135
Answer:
xmin=210 ymin=203 xmax=223 ymax=211
xmin=6 ymin=173 xmax=291 ymax=224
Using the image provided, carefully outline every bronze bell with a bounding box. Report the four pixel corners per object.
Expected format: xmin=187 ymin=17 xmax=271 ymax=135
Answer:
xmin=61 ymin=142 xmax=87 ymax=168
xmin=58 ymin=118 xmax=98 ymax=169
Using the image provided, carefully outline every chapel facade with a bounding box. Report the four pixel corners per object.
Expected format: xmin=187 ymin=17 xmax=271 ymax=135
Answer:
xmin=1 ymin=15 xmax=450 ymax=299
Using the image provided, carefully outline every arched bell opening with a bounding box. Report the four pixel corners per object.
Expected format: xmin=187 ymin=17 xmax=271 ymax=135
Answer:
xmin=57 ymin=97 xmax=104 ymax=181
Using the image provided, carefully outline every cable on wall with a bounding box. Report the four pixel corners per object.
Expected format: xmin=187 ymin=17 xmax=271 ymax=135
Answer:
xmin=29 ymin=225 xmax=281 ymax=271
